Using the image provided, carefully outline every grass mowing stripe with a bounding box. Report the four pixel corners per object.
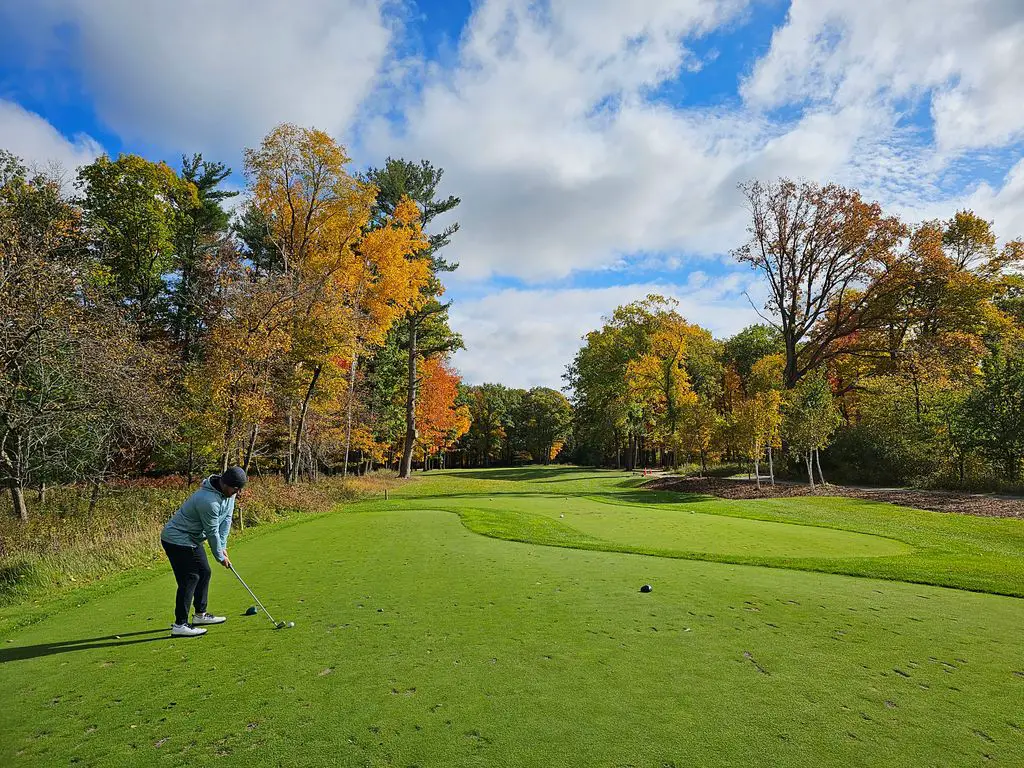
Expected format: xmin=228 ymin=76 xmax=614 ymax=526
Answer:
xmin=452 ymin=506 xmax=609 ymax=548
xmin=377 ymin=468 xmax=1024 ymax=597
xmin=585 ymin=493 xmax=917 ymax=552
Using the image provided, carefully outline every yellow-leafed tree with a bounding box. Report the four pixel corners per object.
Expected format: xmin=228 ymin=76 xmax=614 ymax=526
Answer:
xmin=243 ymin=124 xmax=430 ymax=480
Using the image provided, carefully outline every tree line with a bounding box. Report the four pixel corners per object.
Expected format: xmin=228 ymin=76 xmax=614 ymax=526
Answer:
xmin=0 ymin=125 xmax=487 ymax=520
xmin=565 ymin=180 xmax=1024 ymax=490
xmin=4 ymin=138 xmax=1022 ymax=522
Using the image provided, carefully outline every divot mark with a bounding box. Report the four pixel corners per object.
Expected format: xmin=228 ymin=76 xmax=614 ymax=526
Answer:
xmin=743 ymin=651 xmax=769 ymax=675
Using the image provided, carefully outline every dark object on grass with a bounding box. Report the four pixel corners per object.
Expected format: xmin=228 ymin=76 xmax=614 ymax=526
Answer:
xmin=245 ymin=606 xmax=257 ymax=615
xmin=640 ymin=584 xmax=653 ymax=593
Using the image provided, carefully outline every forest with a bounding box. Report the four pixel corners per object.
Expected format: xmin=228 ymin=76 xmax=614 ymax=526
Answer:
xmin=3 ymin=130 xmax=1024 ymax=531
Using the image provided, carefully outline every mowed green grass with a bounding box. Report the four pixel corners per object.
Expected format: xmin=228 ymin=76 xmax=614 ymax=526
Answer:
xmin=1 ymin=467 xmax=1023 ymax=767
xmin=396 ymin=468 xmax=1024 ymax=596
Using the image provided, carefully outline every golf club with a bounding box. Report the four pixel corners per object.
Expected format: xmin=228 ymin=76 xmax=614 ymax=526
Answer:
xmin=229 ymin=563 xmax=293 ymax=629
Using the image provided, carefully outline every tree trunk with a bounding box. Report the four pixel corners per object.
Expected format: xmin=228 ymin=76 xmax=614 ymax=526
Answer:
xmin=243 ymin=424 xmax=260 ymax=473
xmin=289 ymin=364 xmax=323 ymax=483
xmin=235 ymin=491 xmax=245 ymax=532
xmin=9 ymin=480 xmax=28 ymax=522
xmin=187 ymin=441 xmax=195 ymax=486
xmin=784 ymin=335 xmax=799 ymax=389
xmin=400 ymin=320 xmax=418 ymax=479
xmin=806 ymin=453 xmax=815 ymax=491
xmin=768 ymin=445 xmax=775 ymax=486
xmin=753 ymin=445 xmax=761 ymax=490
xmin=342 ymin=352 xmax=358 ymax=479
xmin=38 ymin=483 xmax=46 ymax=504
xmin=912 ymin=374 xmax=922 ymax=424
xmin=222 ymin=410 xmax=235 ymax=472
xmin=815 ymin=447 xmax=826 ymax=485
xmin=88 ymin=479 xmax=102 ymax=517
xmin=285 ymin=410 xmax=294 ymax=483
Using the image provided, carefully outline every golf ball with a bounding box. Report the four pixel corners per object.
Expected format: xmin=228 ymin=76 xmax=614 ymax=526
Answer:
xmin=287 ymin=621 xmax=295 ymax=628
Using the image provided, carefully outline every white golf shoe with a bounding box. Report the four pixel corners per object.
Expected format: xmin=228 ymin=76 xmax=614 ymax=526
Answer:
xmin=171 ymin=623 xmax=207 ymax=637
xmin=191 ymin=612 xmax=227 ymax=625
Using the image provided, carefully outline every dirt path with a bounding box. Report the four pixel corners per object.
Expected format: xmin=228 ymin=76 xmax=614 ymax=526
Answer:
xmin=645 ymin=476 xmax=1024 ymax=519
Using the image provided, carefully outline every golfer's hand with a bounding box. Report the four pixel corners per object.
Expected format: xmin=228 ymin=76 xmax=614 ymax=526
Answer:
xmin=220 ymin=552 xmax=232 ymax=569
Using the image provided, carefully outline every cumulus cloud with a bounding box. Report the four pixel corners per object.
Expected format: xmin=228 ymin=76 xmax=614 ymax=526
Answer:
xmin=368 ymin=0 xmax=768 ymax=281
xmin=0 ymin=100 xmax=102 ymax=174
xmin=8 ymin=0 xmax=396 ymax=155
xmin=450 ymin=270 xmax=767 ymax=389
xmin=369 ymin=0 xmax=1024 ymax=286
xmin=742 ymin=0 xmax=1024 ymax=155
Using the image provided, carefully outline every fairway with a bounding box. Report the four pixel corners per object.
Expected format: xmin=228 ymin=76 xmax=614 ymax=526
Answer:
xmin=434 ymin=493 xmax=911 ymax=558
xmin=2 ymin=468 xmax=1023 ymax=767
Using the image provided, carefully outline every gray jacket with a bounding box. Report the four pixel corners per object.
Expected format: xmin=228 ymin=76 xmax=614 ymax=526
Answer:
xmin=161 ymin=476 xmax=234 ymax=562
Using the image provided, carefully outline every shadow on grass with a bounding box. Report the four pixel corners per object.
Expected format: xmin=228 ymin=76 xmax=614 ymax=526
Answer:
xmin=399 ymin=490 xmax=718 ymax=505
xmin=0 ymin=628 xmax=170 ymax=663
xmin=437 ymin=466 xmax=630 ymax=482
xmin=607 ymin=491 xmax=726 ymax=505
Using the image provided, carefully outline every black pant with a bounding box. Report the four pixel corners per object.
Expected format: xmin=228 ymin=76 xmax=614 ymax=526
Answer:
xmin=161 ymin=539 xmax=211 ymax=625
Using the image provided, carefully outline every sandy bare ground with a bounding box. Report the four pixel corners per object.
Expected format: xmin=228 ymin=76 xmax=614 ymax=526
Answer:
xmin=645 ymin=476 xmax=1024 ymax=519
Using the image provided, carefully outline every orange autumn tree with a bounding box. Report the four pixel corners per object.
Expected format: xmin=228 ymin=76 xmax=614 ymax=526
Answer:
xmin=243 ymin=124 xmax=430 ymax=480
xmin=415 ymin=357 xmax=470 ymax=469
xmin=339 ymin=196 xmax=431 ymax=476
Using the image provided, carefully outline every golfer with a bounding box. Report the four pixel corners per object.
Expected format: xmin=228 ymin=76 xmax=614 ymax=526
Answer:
xmin=160 ymin=466 xmax=247 ymax=637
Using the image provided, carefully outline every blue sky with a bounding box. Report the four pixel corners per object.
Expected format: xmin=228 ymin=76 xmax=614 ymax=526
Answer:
xmin=1 ymin=0 xmax=1022 ymax=388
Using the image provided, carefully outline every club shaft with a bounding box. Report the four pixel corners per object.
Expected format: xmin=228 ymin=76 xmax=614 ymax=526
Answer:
xmin=229 ymin=565 xmax=278 ymax=625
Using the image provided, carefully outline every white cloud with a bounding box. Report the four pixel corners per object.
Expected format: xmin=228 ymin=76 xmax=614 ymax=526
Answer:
xmin=742 ymin=0 xmax=1024 ymax=156
xmin=370 ymin=0 xmax=1024 ymax=286
xmin=0 ymin=100 xmax=102 ymax=175
xmin=450 ymin=270 xmax=766 ymax=389
xmin=888 ymin=158 xmax=1024 ymax=244
xmin=366 ymin=0 xmax=768 ymax=280
xmin=10 ymin=0 xmax=395 ymax=155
